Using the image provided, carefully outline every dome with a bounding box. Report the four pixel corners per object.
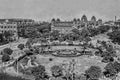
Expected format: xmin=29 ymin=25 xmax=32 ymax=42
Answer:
xmin=91 ymin=16 xmax=96 ymax=21
xmin=56 ymin=18 xmax=60 ymax=22
xmin=51 ymin=18 xmax=55 ymax=22
xmin=77 ymin=18 xmax=80 ymax=21
xmin=81 ymin=15 xmax=88 ymax=22
xmin=73 ymin=18 xmax=77 ymax=22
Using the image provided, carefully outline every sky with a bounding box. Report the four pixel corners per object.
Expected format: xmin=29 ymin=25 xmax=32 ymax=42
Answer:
xmin=0 ymin=0 xmax=120 ymax=21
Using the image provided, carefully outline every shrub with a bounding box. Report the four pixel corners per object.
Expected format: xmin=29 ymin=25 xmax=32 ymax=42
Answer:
xmin=51 ymin=65 xmax=63 ymax=78
xmin=2 ymin=54 xmax=10 ymax=62
xmin=103 ymin=61 xmax=120 ymax=78
xmin=18 ymin=44 xmax=25 ymax=50
xmin=0 ymin=73 xmax=29 ymax=80
xmin=3 ymin=48 xmax=13 ymax=55
xmin=85 ymin=66 xmax=102 ymax=80
xmin=31 ymin=65 xmax=49 ymax=80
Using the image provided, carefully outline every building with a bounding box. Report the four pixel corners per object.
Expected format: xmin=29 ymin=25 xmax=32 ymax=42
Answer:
xmin=97 ymin=19 xmax=103 ymax=26
xmin=89 ymin=16 xmax=97 ymax=26
xmin=51 ymin=18 xmax=81 ymax=34
xmin=0 ymin=18 xmax=35 ymax=34
xmin=0 ymin=20 xmax=18 ymax=40
xmin=81 ymin=15 xmax=88 ymax=23
xmin=115 ymin=19 xmax=120 ymax=27
xmin=0 ymin=18 xmax=35 ymax=24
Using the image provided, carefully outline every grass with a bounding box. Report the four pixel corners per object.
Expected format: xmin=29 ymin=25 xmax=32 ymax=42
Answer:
xmin=34 ymin=54 xmax=107 ymax=76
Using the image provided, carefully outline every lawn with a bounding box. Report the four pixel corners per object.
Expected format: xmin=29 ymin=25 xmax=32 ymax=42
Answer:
xmin=34 ymin=54 xmax=107 ymax=76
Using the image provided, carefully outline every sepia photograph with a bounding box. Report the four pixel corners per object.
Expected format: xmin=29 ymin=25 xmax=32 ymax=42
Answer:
xmin=0 ymin=0 xmax=120 ymax=80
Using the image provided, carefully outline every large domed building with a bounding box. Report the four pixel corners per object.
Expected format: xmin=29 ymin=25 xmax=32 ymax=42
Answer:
xmin=51 ymin=15 xmax=103 ymax=33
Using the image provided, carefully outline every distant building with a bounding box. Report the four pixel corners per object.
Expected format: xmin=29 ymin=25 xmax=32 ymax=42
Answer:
xmin=0 ymin=20 xmax=18 ymax=40
xmin=89 ymin=16 xmax=97 ymax=26
xmin=97 ymin=19 xmax=103 ymax=26
xmin=51 ymin=18 xmax=81 ymax=33
xmin=51 ymin=15 xmax=104 ymax=33
xmin=81 ymin=15 xmax=88 ymax=23
xmin=115 ymin=19 xmax=120 ymax=27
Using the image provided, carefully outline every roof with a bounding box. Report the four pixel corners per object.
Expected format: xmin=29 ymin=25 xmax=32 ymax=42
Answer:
xmin=53 ymin=21 xmax=74 ymax=27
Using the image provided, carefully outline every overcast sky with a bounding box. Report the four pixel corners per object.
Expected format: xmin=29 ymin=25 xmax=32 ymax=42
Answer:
xmin=0 ymin=0 xmax=120 ymax=21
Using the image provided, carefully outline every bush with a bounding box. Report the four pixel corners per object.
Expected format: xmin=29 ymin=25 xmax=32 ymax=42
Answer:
xmin=18 ymin=44 xmax=25 ymax=50
xmin=3 ymin=48 xmax=13 ymax=55
xmin=103 ymin=61 xmax=120 ymax=78
xmin=31 ymin=65 xmax=49 ymax=80
xmin=85 ymin=66 xmax=102 ymax=80
xmin=2 ymin=54 xmax=10 ymax=62
xmin=0 ymin=73 xmax=29 ymax=80
xmin=51 ymin=65 xmax=63 ymax=78
xmin=107 ymin=31 xmax=120 ymax=44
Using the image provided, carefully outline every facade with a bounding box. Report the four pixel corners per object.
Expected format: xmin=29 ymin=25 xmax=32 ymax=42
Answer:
xmin=0 ymin=22 xmax=18 ymax=40
xmin=51 ymin=19 xmax=81 ymax=33
xmin=51 ymin=15 xmax=100 ymax=33
xmin=0 ymin=18 xmax=35 ymax=33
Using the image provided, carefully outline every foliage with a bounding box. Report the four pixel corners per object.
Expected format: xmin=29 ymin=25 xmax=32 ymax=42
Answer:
xmin=88 ymin=28 xmax=99 ymax=37
xmin=25 ymin=38 xmax=33 ymax=49
xmin=72 ymin=29 xmax=81 ymax=35
xmin=4 ymin=31 xmax=13 ymax=39
xmin=25 ymin=28 xmax=41 ymax=38
xmin=107 ymin=30 xmax=120 ymax=44
xmin=18 ymin=44 xmax=25 ymax=50
xmin=0 ymin=73 xmax=29 ymax=80
xmin=103 ymin=61 xmax=120 ymax=78
xmin=31 ymin=65 xmax=49 ymax=80
xmin=3 ymin=48 xmax=13 ymax=55
xmin=98 ymin=25 xmax=110 ymax=33
xmin=50 ymin=30 xmax=60 ymax=40
xmin=0 ymin=33 xmax=4 ymax=42
xmin=85 ymin=66 xmax=102 ymax=80
xmin=2 ymin=54 xmax=10 ymax=62
xmin=51 ymin=65 xmax=63 ymax=78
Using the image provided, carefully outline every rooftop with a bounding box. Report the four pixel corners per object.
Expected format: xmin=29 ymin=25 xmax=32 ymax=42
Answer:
xmin=53 ymin=21 xmax=74 ymax=27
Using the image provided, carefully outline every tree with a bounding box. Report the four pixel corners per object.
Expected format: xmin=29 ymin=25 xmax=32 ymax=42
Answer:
xmin=107 ymin=30 xmax=120 ymax=44
xmin=18 ymin=44 xmax=25 ymax=50
xmin=3 ymin=31 xmax=13 ymax=41
xmin=50 ymin=30 xmax=60 ymax=40
xmin=2 ymin=54 xmax=10 ymax=62
xmin=25 ymin=38 xmax=33 ymax=49
xmin=31 ymin=65 xmax=48 ymax=80
xmin=51 ymin=65 xmax=63 ymax=78
xmin=72 ymin=29 xmax=80 ymax=35
xmin=3 ymin=48 xmax=13 ymax=55
xmin=0 ymin=33 xmax=4 ymax=42
xmin=103 ymin=61 xmax=120 ymax=78
xmin=98 ymin=25 xmax=110 ymax=33
xmin=85 ymin=66 xmax=102 ymax=80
